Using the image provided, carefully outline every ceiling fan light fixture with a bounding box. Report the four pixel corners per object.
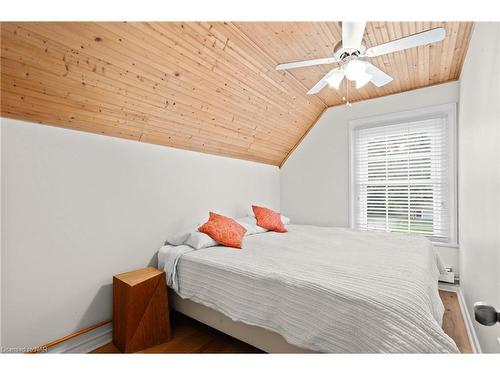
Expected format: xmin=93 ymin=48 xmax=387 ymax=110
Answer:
xmin=344 ymin=59 xmax=367 ymax=81
xmin=326 ymin=70 xmax=345 ymax=90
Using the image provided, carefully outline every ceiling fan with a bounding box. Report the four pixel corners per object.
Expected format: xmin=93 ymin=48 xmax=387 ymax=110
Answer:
xmin=276 ymin=22 xmax=446 ymax=95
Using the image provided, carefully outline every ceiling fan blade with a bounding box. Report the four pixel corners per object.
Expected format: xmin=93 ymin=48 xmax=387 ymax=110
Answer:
xmin=307 ymin=68 xmax=343 ymax=95
xmin=366 ymin=27 xmax=446 ymax=57
xmin=342 ymin=22 xmax=367 ymax=49
xmin=364 ymin=62 xmax=393 ymax=87
xmin=276 ymin=57 xmax=337 ymax=71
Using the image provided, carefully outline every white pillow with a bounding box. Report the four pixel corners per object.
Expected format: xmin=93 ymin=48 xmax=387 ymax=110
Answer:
xmin=237 ymin=216 xmax=268 ymax=234
xmin=165 ymin=231 xmax=191 ymax=246
xmin=247 ymin=206 xmax=257 ymax=217
xmin=235 ymin=217 xmax=265 ymax=235
xmin=235 ymin=220 xmax=256 ymax=235
xmin=185 ymin=231 xmax=219 ymax=250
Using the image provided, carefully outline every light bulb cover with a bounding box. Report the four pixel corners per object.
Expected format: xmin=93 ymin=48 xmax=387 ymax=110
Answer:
xmin=344 ymin=60 xmax=367 ymax=81
xmin=355 ymin=72 xmax=372 ymax=88
xmin=326 ymin=70 xmax=345 ymax=90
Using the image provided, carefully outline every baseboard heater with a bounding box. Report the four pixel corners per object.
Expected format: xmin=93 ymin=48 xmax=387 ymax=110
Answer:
xmin=439 ymin=268 xmax=456 ymax=284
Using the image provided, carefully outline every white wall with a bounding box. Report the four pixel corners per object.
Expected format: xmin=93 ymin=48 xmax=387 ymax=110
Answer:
xmin=458 ymin=22 xmax=500 ymax=353
xmin=0 ymin=118 xmax=280 ymax=349
xmin=280 ymin=82 xmax=460 ymax=272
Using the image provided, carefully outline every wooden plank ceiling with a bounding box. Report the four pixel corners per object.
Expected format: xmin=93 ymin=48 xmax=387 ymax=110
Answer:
xmin=0 ymin=22 xmax=472 ymax=166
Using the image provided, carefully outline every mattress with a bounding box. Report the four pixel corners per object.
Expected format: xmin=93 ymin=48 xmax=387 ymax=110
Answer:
xmin=160 ymin=224 xmax=459 ymax=353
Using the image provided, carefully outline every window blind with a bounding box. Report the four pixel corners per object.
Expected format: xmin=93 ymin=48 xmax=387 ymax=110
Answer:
xmin=352 ymin=117 xmax=453 ymax=243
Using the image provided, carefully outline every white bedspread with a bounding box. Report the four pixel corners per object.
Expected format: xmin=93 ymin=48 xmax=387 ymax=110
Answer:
xmin=158 ymin=224 xmax=459 ymax=353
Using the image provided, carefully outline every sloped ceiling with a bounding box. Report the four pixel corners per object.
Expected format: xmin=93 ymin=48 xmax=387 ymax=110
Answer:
xmin=1 ymin=22 xmax=472 ymax=166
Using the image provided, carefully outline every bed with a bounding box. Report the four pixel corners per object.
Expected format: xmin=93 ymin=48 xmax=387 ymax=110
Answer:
xmin=158 ymin=224 xmax=459 ymax=353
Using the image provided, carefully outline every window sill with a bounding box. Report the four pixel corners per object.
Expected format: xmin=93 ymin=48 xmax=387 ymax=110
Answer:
xmin=432 ymin=242 xmax=459 ymax=249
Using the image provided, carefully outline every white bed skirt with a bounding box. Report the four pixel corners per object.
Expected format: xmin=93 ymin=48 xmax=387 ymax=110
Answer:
xmin=170 ymin=291 xmax=316 ymax=353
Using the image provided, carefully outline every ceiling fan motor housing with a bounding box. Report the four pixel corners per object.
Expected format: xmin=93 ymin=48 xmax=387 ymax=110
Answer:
xmin=334 ymin=40 xmax=367 ymax=63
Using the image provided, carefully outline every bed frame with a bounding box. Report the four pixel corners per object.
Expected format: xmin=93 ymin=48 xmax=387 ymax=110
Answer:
xmin=170 ymin=291 xmax=316 ymax=353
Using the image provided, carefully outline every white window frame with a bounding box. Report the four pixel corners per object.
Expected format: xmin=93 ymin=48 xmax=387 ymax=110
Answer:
xmin=348 ymin=103 xmax=458 ymax=246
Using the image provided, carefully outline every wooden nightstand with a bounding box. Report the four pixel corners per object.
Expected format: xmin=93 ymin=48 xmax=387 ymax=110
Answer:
xmin=112 ymin=267 xmax=171 ymax=353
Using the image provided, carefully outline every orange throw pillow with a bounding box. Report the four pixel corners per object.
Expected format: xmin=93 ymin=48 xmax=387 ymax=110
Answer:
xmin=198 ymin=212 xmax=247 ymax=249
xmin=252 ymin=205 xmax=287 ymax=233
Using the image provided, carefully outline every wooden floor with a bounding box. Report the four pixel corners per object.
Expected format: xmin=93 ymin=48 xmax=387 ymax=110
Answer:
xmin=92 ymin=311 xmax=263 ymax=354
xmin=92 ymin=290 xmax=471 ymax=354
xmin=439 ymin=290 xmax=472 ymax=353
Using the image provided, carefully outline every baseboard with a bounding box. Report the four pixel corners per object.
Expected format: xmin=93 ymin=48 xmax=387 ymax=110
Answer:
xmin=456 ymin=288 xmax=482 ymax=353
xmin=39 ymin=285 xmax=482 ymax=354
xmin=46 ymin=322 xmax=112 ymax=353
xmin=439 ymin=283 xmax=482 ymax=353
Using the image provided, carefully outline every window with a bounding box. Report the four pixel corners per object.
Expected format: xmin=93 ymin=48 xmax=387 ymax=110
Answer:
xmin=350 ymin=104 xmax=457 ymax=245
